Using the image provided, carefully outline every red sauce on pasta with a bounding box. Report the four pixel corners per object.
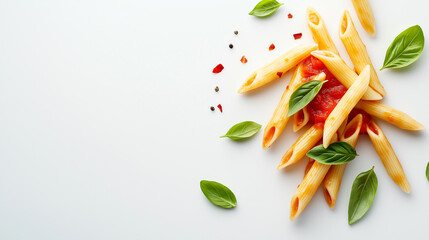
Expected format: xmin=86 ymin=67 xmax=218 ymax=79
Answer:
xmin=348 ymin=109 xmax=372 ymax=134
xmin=301 ymin=56 xmax=348 ymax=126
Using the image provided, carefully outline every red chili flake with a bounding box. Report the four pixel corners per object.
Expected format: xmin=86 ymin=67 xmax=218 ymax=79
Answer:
xmin=288 ymin=13 xmax=293 ymax=18
xmin=269 ymin=43 xmax=275 ymax=51
xmin=212 ymin=64 xmax=224 ymax=73
xmin=293 ymin=33 xmax=303 ymax=40
xmin=277 ymin=72 xmax=283 ymax=78
xmin=217 ymin=104 xmax=223 ymax=113
xmin=240 ymin=56 xmax=248 ymax=63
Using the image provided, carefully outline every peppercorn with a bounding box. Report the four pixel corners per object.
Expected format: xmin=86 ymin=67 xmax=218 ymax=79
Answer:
xmin=210 ymin=106 xmax=215 ymax=111
xmin=215 ymin=86 xmax=219 ymax=92
xmin=234 ymin=30 xmax=238 ymax=35
xmin=229 ymin=44 xmax=233 ymax=49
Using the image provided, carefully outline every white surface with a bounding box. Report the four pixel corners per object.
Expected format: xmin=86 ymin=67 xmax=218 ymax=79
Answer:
xmin=0 ymin=0 xmax=428 ymax=239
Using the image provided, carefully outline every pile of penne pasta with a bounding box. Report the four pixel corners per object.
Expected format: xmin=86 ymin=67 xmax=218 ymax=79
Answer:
xmin=238 ymin=5 xmax=424 ymax=220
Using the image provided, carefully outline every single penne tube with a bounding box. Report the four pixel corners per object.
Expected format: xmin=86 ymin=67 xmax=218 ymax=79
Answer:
xmin=238 ymin=44 xmax=318 ymax=94
xmin=306 ymin=7 xmax=339 ymax=54
xmin=291 ymin=161 xmax=330 ymax=221
xmin=311 ymin=50 xmax=382 ymax=100
xmin=337 ymin=115 xmax=349 ymax=137
xmin=351 ymin=0 xmax=376 ymax=36
xmin=262 ymin=64 xmax=304 ymax=149
xmin=323 ymin=65 xmax=370 ymax=147
xmin=293 ymin=107 xmax=310 ymax=132
xmin=278 ymin=125 xmax=323 ymax=169
xmin=340 ymin=10 xmax=385 ymax=96
xmin=322 ymin=114 xmax=362 ymax=208
xmin=367 ymin=120 xmax=411 ymax=193
xmin=355 ymin=101 xmax=424 ymax=130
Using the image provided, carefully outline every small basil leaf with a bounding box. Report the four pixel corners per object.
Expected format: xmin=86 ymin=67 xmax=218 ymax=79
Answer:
xmin=381 ymin=25 xmax=425 ymax=70
xmin=200 ymin=180 xmax=237 ymax=209
xmin=288 ymin=80 xmax=326 ymax=117
xmin=306 ymin=142 xmax=357 ymax=165
xmin=348 ymin=167 xmax=378 ymax=225
xmin=426 ymin=162 xmax=429 ymax=182
xmin=249 ymin=0 xmax=284 ymax=18
xmin=220 ymin=121 xmax=261 ymax=140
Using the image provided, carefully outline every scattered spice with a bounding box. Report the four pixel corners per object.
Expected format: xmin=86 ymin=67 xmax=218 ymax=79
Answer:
xmin=293 ymin=33 xmax=303 ymax=40
xmin=269 ymin=43 xmax=275 ymax=51
xmin=277 ymin=72 xmax=283 ymax=78
xmin=240 ymin=56 xmax=248 ymax=63
xmin=229 ymin=44 xmax=233 ymax=49
xmin=210 ymin=106 xmax=215 ymax=111
xmin=288 ymin=13 xmax=293 ymax=19
xmin=215 ymin=86 xmax=219 ymax=92
xmin=212 ymin=64 xmax=224 ymax=73
xmin=234 ymin=30 xmax=238 ymax=35
xmin=217 ymin=104 xmax=223 ymax=113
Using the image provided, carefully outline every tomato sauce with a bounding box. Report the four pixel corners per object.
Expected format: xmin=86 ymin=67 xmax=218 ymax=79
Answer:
xmin=301 ymin=56 xmax=348 ymax=126
xmin=348 ymin=109 xmax=372 ymax=134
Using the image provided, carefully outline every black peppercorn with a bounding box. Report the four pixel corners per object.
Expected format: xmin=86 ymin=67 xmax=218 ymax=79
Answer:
xmin=234 ymin=30 xmax=238 ymax=35
xmin=215 ymin=86 xmax=219 ymax=92
xmin=229 ymin=44 xmax=233 ymax=49
xmin=210 ymin=106 xmax=215 ymax=111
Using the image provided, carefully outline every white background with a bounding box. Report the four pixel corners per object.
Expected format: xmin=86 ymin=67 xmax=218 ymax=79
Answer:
xmin=0 ymin=0 xmax=428 ymax=239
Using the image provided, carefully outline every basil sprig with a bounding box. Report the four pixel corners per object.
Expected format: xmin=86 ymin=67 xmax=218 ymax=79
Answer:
xmin=200 ymin=180 xmax=237 ymax=209
xmin=426 ymin=162 xmax=429 ymax=182
xmin=220 ymin=121 xmax=261 ymax=140
xmin=249 ymin=0 xmax=284 ymax=18
xmin=381 ymin=25 xmax=425 ymax=70
xmin=306 ymin=142 xmax=357 ymax=165
xmin=348 ymin=167 xmax=378 ymax=225
xmin=288 ymin=80 xmax=326 ymax=117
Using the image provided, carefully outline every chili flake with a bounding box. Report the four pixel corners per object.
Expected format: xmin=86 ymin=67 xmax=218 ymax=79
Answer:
xmin=269 ymin=43 xmax=275 ymax=51
xmin=212 ymin=64 xmax=224 ymax=73
xmin=217 ymin=104 xmax=223 ymax=113
xmin=277 ymin=72 xmax=283 ymax=78
xmin=240 ymin=56 xmax=248 ymax=63
xmin=293 ymin=33 xmax=303 ymax=40
xmin=288 ymin=13 xmax=293 ymax=18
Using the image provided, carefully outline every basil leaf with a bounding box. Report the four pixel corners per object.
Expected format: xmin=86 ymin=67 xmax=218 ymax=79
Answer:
xmin=381 ymin=25 xmax=425 ymax=70
xmin=426 ymin=162 xmax=429 ymax=182
xmin=306 ymin=142 xmax=358 ymax=165
xmin=348 ymin=167 xmax=378 ymax=225
xmin=249 ymin=0 xmax=284 ymax=18
xmin=288 ymin=80 xmax=326 ymax=117
xmin=200 ymin=180 xmax=237 ymax=209
xmin=220 ymin=121 xmax=261 ymax=140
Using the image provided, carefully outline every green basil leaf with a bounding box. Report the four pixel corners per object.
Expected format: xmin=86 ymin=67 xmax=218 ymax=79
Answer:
xmin=348 ymin=167 xmax=378 ymax=225
xmin=220 ymin=121 xmax=261 ymax=140
xmin=288 ymin=80 xmax=326 ymax=117
xmin=306 ymin=142 xmax=357 ymax=165
xmin=249 ymin=0 xmax=284 ymax=18
xmin=426 ymin=162 xmax=429 ymax=182
xmin=200 ymin=180 xmax=237 ymax=209
xmin=381 ymin=25 xmax=425 ymax=70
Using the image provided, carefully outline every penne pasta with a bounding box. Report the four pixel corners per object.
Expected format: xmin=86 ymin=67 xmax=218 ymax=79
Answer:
xmin=290 ymin=161 xmax=330 ymax=221
xmin=337 ymin=115 xmax=349 ymax=137
xmin=351 ymin=0 xmax=376 ymax=36
xmin=367 ymin=120 xmax=411 ymax=193
xmin=355 ymin=101 xmax=424 ymax=130
xmin=340 ymin=10 xmax=385 ymax=96
xmin=311 ymin=50 xmax=382 ymax=100
xmin=278 ymin=125 xmax=323 ymax=169
xmin=238 ymin=44 xmax=318 ymax=94
xmin=323 ymin=66 xmax=370 ymax=147
xmin=293 ymin=107 xmax=310 ymax=132
xmin=306 ymin=7 xmax=339 ymax=54
xmin=263 ymin=68 xmax=326 ymax=149
xmin=322 ymin=114 xmax=362 ymax=208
